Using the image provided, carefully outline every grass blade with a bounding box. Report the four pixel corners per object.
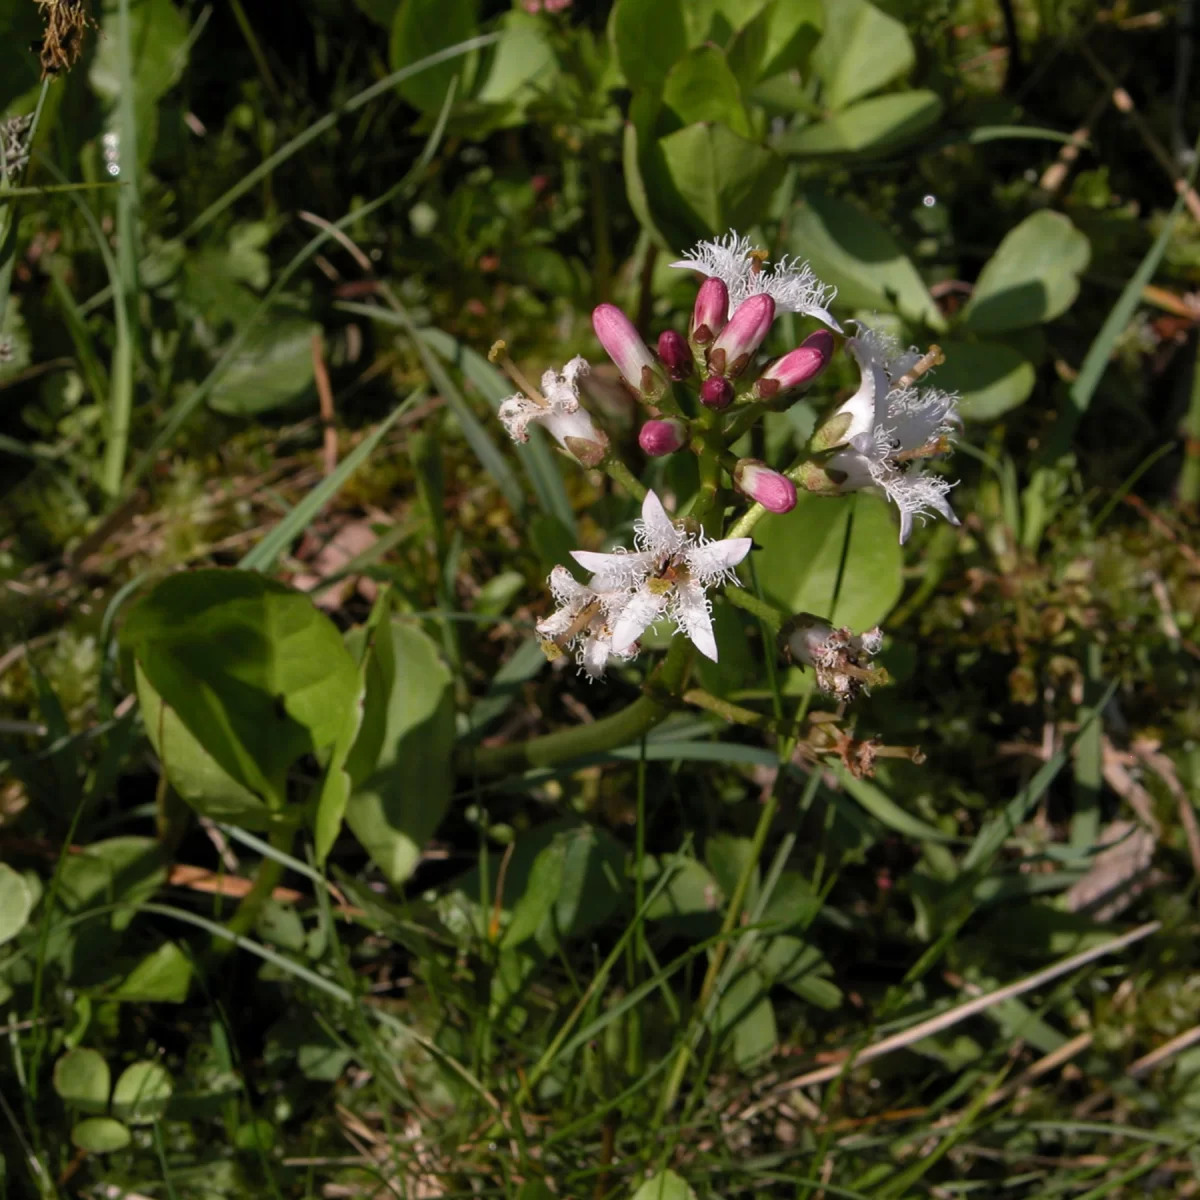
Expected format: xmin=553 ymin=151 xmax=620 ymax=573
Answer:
xmin=238 ymin=389 xmax=426 ymax=572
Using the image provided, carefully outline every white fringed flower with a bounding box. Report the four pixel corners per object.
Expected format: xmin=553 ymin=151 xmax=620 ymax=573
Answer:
xmin=497 ymin=356 xmax=607 ymax=460
xmin=536 ymin=566 xmax=636 ymax=681
xmin=569 ymin=490 xmax=752 ymax=663
xmin=669 ymin=230 xmax=840 ymax=331
xmin=826 ymin=325 xmax=961 ymax=545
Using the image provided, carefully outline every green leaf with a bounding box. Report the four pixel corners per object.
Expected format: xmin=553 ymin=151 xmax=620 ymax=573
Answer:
xmin=662 ymin=47 xmax=751 ymax=137
xmin=56 ymin=838 xmax=166 ymax=931
xmin=501 ymin=841 xmax=566 ymax=949
xmin=609 ymin=0 xmax=687 ymax=92
xmin=960 ymin=211 xmax=1091 ymax=333
xmin=759 ymin=935 xmax=843 ymax=1008
xmin=71 ymin=1118 xmax=131 ymax=1154
xmin=390 ymin=0 xmax=479 ymax=112
xmin=811 ymin=0 xmax=913 ymax=109
xmin=90 ymin=0 xmax=188 ymax=105
xmin=110 ymin=943 xmax=193 ymax=1003
xmin=344 ymin=621 xmax=455 ymax=888
xmin=0 ymin=865 xmax=32 ymax=946
xmin=112 ymin=1062 xmax=173 ymax=1125
xmin=134 ymin=662 xmax=271 ymax=826
xmin=315 ymin=593 xmax=394 ymax=863
xmin=54 ymin=1049 xmax=111 ymax=1114
xmin=124 ymin=570 xmax=360 ymax=812
xmin=754 ymin=492 xmax=903 ymax=631
xmin=832 ymin=764 xmax=955 ymax=843
xmin=758 ymin=0 xmax=823 ymax=77
xmin=789 ymin=191 xmax=944 ymax=329
xmin=782 ymin=90 xmax=943 ymax=155
xmin=631 ymin=1169 xmax=699 ymax=1200
xmin=208 ymin=318 xmax=319 ymax=416
xmin=934 ymin=341 xmax=1036 ymax=421
xmin=474 ymin=13 xmax=555 ymax=109
xmin=658 ymin=122 xmax=785 ymax=239
xmin=719 ymin=965 xmax=777 ymax=1066
xmin=622 ymin=119 xmax=675 ymax=252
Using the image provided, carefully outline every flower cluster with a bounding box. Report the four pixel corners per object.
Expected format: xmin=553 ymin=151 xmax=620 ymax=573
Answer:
xmin=537 ymin=490 xmax=751 ymax=679
xmin=492 ymin=230 xmax=964 ymax=692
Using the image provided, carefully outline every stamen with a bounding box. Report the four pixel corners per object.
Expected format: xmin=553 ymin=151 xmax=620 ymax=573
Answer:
xmin=552 ymin=599 xmax=602 ymax=648
xmin=893 ymin=436 xmax=952 ymax=463
xmin=489 ymin=339 xmax=547 ymax=407
xmin=748 ymin=248 xmax=769 ymax=275
xmin=895 ymin=345 xmax=945 ymax=389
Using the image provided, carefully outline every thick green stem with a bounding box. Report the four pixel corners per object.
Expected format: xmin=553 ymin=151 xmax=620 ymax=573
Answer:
xmin=727 ymin=501 xmax=767 ymax=540
xmin=724 ymin=585 xmax=784 ymax=630
xmin=457 ymin=639 xmax=693 ymax=778
xmin=681 ymin=687 xmax=777 ymax=733
xmin=603 ymin=456 xmax=647 ymax=501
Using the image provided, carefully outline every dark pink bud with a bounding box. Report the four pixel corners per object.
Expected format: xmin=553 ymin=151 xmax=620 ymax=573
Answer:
xmin=593 ymin=303 xmax=661 ymax=396
xmin=691 ymin=277 xmax=728 ymax=344
xmin=656 ymin=330 xmax=693 ymax=381
xmin=755 ymin=330 xmax=834 ymax=399
xmin=711 ymin=294 xmax=775 ymax=377
xmin=638 ymin=418 xmax=688 ymax=457
xmin=734 ymin=459 xmax=797 ymax=514
xmin=700 ymin=376 xmax=734 ymax=411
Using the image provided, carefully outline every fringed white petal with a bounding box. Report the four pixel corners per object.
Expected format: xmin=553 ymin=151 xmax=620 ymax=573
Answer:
xmin=673 ymin=578 xmax=717 ymax=661
xmin=686 ymin=537 xmax=752 ymax=586
xmin=634 ymin=489 xmax=686 ymax=556
xmin=610 ymin=586 xmax=669 ymax=655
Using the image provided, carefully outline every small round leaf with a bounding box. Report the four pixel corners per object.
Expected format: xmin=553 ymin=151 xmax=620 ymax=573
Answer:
xmin=71 ymin=1117 xmax=131 ymax=1154
xmin=53 ymin=1049 xmax=111 ymax=1114
xmin=0 ymin=864 xmax=33 ymax=946
xmin=112 ymin=1061 xmax=173 ymax=1125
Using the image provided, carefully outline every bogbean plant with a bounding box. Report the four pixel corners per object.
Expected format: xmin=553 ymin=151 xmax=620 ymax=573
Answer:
xmin=488 ymin=231 xmax=960 ymax=765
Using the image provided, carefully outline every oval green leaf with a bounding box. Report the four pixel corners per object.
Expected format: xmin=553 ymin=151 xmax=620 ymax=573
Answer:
xmin=609 ymin=0 xmax=687 ymax=92
xmin=0 ymin=865 xmax=32 ymax=946
xmin=54 ymin=1049 xmax=111 ymax=1114
xmin=811 ymin=0 xmax=913 ymax=109
xmin=782 ymin=90 xmax=943 ymax=156
xmin=112 ymin=1061 xmax=173 ymax=1125
xmin=390 ymin=0 xmax=479 ymax=112
xmin=71 ymin=1117 xmax=131 ymax=1154
xmin=753 ymin=492 xmax=904 ymax=632
xmin=123 ymin=570 xmax=360 ymax=813
xmin=789 ymin=191 xmax=944 ymax=330
xmin=662 ymin=46 xmax=752 ymax=137
xmin=935 ymin=340 xmax=1036 ymax=422
xmin=208 ymin=318 xmax=320 ymax=416
xmin=344 ymin=621 xmax=456 ymax=888
xmin=960 ymin=211 xmax=1091 ymax=333
xmin=631 ymin=1170 xmax=698 ymax=1200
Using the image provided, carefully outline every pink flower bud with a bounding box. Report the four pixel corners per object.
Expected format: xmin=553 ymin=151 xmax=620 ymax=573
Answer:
xmin=700 ymin=375 xmax=734 ymax=411
xmin=754 ymin=330 xmax=835 ymax=399
xmin=638 ymin=418 xmax=688 ymax=457
xmin=734 ymin=459 xmax=797 ymax=514
xmin=690 ymin=277 xmax=728 ymax=344
xmin=592 ymin=304 xmax=663 ymax=397
xmin=710 ymin=294 xmax=775 ymax=377
xmin=656 ymin=330 xmax=693 ymax=380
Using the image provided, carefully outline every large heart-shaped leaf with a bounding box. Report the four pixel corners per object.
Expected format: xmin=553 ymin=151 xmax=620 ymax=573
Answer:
xmin=789 ymin=191 xmax=944 ymax=329
xmin=344 ymin=621 xmax=455 ymax=888
xmin=124 ymin=570 xmax=359 ymax=811
xmin=781 ymin=90 xmax=943 ymax=156
xmin=811 ymin=0 xmax=913 ymax=109
xmin=754 ymin=492 xmax=903 ymax=631
xmin=960 ymin=211 xmax=1091 ymax=333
